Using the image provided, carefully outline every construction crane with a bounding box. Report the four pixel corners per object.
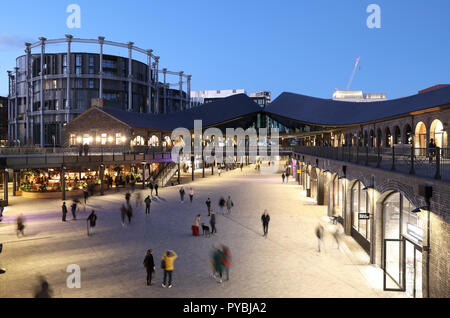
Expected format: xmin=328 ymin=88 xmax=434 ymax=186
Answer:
xmin=346 ymin=56 xmax=361 ymax=90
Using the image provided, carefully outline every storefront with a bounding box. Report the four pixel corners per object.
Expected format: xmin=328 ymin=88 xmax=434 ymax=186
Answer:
xmin=382 ymin=192 xmax=423 ymax=298
xmin=351 ymin=181 xmax=371 ymax=253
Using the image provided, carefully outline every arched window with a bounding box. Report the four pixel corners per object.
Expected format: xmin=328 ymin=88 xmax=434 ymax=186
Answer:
xmin=163 ymin=136 xmax=172 ymax=147
xmin=394 ymin=126 xmax=401 ymax=144
xmin=351 ymin=181 xmax=370 ymax=241
xmin=369 ymin=130 xmax=374 ymax=147
xmin=333 ymin=175 xmax=343 ymax=218
xmin=132 ymin=136 xmax=145 ymax=146
xmin=383 ymin=191 xmax=423 ymax=298
xmin=385 ymin=127 xmax=392 ymax=147
xmin=430 ymin=119 xmax=446 ymax=148
xmin=377 ymin=128 xmax=382 ymax=147
xmin=364 ymin=131 xmax=368 ymax=147
xmin=149 ymin=135 xmax=159 ymax=147
xmin=403 ymin=124 xmax=412 ymax=144
xmin=414 ymin=122 xmax=427 ymax=148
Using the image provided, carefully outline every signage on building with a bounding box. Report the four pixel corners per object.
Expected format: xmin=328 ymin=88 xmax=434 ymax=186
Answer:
xmin=358 ymin=213 xmax=370 ymax=220
xmin=297 ymin=169 xmax=302 ymax=174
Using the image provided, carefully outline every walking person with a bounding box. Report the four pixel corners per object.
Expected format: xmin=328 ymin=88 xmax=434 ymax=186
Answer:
xmin=62 ymin=202 xmax=68 ymax=222
xmin=226 ymin=196 xmax=234 ymax=214
xmin=206 ymin=198 xmax=211 ymax=216
xmin=83 ymin=188 xmax=89 ymax=204
xmin=261 ymin=209 xmax=270 ymax=237
xmin=281 ymin=173 xmax=285 ymax=183
xmin=428 ymin=138 xmax=437 ymax=164
xmin=16 ymin=215 xmax=25 ymax=237
xmin=161 ymin=250 xmax=178 ymax=288
xmin=143 ymin=249 xmax=155 ymax=286
xmin=218 ymin=197 xmax=225 ymax=214
xmin=126 ymin=204 xmax=133 ymax=224
xmin=34 ymin=277 xmax=53 ymax=298
xmin=212 ymin=246 xmax=225 ymax=284
xmin=125 ymin=192 xmax=131 ymax=205
xmin=135 ymin=192 xmax=142 ymax=208
xmin=149 ymin=182 xmax=154 ymax=197
xmin=71 ymin=201 xmax=77 ymax=220
xmin=179 ymin=187 xmax=185 ymax=203
xmin=286 ymin=172 xmax=290 ymax=183
xmin=315 ymin=223 xmax=324 ymax=252
xmin=154 ymin=183 xmax=159 ymax=197
xmin=192 ymin=214 xmax=201 ymax=236
xmin=120 ymin=204 xmax=127 ymax=226
xmin=87 ymin=210 xmax=97 ymax=236
xmin=144 ymin=195 xmax=152 ymax=215
xmin=189 ymin=187 xmax=194 ymax=203
xmin=210 ymin=210 xmax=217 ymax=235
xmin=222 ymin=245 xmax=232 ymax=281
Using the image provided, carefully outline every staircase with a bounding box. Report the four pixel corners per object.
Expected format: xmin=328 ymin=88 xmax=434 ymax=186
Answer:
xmin=154 ymin=162 xmax=178 ymax=187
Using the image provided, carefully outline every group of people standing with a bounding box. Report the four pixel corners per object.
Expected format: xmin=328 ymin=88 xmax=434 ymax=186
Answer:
xmin=143 ymin=249 xmax=178 ymax=288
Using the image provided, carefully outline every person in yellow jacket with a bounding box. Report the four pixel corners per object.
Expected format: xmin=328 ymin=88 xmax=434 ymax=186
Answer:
xmin=162 ymin=250 xmax=178 ymax=288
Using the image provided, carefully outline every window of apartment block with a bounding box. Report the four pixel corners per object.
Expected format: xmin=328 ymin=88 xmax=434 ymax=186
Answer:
xmin=101 ymin=133 xmax=107 ymax=145
xmin=116 ymin=133 xmax=122 ymax=145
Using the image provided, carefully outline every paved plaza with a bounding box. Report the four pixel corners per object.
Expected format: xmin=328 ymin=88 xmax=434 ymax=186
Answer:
xmin=0 ymin=163 xmax=406 ymax=298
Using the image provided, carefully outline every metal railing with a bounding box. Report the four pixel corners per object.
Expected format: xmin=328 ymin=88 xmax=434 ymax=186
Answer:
xmin=294 ymin=145 xmax=450 ymax=182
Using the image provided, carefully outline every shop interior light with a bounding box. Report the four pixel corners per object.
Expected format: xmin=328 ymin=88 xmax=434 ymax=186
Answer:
xmin=121 ymin=136 xmax=126 ymax=143
xmin=108 ymin=136 xmax=113 ymax=143
xmin=96 ymin=137 xmax=101 ymax=142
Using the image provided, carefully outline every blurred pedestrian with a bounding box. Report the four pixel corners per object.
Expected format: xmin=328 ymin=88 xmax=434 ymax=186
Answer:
xmin=83 ymin=188 xmax=89 ymax=204
xmin=206 ymin=198 xmax=211 ymax=216
xmin=16 ymin=215 xmax=25 ymax=237
xmin=218 ymin=197 xmax=225 ymax=214
xmin=126 ymin=204 xmax=133 ymax=224
xmin=34 ymin=277 xmax=52 ymax=298
xmin=154 ymin=183 xmax=159 ymax=197
xmin=189 ymin=187 xmax=194 ymax=203
xmin=261 ymin=210 xmax=270 ymax=237
xmin=135 ymin=192 xmax=142 ymax=208
xmin=282 ymin=173 xmax=285 ymax=183
xmin=143 ymin=249 xmax=155 ymax=286
xmin=212 ymin=246 xmax=225 ymax=284
xmin=210 ymin=210 xmax=216 ymax=235
xmin=316 ymin=223 xmax=324 ymax=252
xmin=144 ymin=195 xmax=152 ymax=215
xmin=149 ymin=182 xmax=154 ymax=196
xmin=161 ymin=250 xmax=178 ymax=288
xmin=192 ymin=214 xmax=201 ymax=236
xmin=125 ymin=192 xmax=131 ymax=205
xmin=332 ymin=223 xmax=344 ymax=249
xmin=62 ymin=202 xmax=68 ymax=222
xmin=222 ymin=245 xmax=232 ymax=281
xmin=87 ymin=210 xmax=97 ymax=236
xmin=71 ymin=201 xmax=77 ymax=220
xmin=120 ymin=204 xmax=127 ymax=226
xmin=226 ymin=196 xmax=234 ymax=214
xmin=179 ymin=187 xmax=185 ymax=203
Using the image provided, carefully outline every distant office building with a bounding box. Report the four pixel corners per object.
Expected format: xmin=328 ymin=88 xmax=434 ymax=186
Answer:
xmin=250 ymin=91 xmax=271 ymax=107
xmin=7 ymin=35 xmax=191 ymax=147
xmin=332 ymin=90 xmax=386 ymax=102
xmin=190 ymin=89 xmax=246 ymax=106
xmin=0 ymin=96 xmax=7 ymax=146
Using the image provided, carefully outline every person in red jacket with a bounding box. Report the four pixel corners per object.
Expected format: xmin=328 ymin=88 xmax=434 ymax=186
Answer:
xmin=221 ymin=245 xmax=232 ymax=281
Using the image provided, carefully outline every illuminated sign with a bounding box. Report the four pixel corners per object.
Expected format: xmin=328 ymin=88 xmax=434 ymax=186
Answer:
xmin=358 ymin=213 xmax=370 ymax=220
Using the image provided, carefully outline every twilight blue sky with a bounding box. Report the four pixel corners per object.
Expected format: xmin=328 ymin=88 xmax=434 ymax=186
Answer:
xmin=0 ymin=0 xmax=449 ymax=100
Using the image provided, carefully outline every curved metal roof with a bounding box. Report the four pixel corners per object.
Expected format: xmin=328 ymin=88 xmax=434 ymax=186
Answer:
xmin=264 ymin=85 xmax=450 ymax=127
xmin=101 ymin=93 xmax=262 ymax=131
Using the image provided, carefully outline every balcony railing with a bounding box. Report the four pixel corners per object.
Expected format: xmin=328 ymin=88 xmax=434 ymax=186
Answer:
xmin=294 ymin=145 xmax=450 ymax=182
